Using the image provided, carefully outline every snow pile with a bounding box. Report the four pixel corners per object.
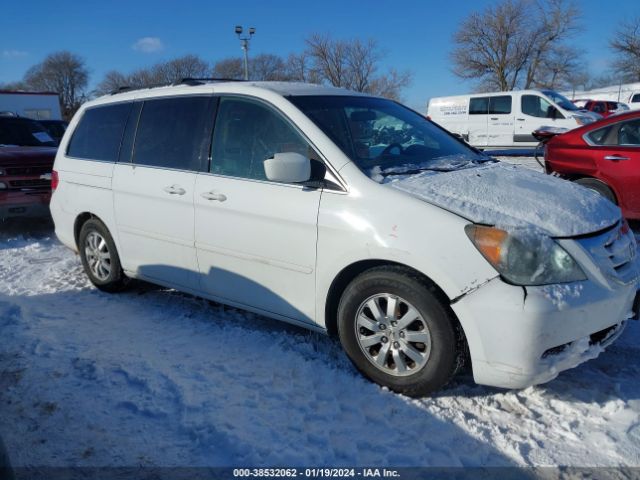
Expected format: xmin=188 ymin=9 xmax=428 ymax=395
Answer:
xmin=387 ymin=162 xmax=620 ymax=237
xmin=0 ymin=227 xmax=639 ymax=468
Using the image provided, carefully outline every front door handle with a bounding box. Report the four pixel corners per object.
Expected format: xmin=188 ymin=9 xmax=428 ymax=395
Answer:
xmin=516 ymin=118 xmax=525 ymax=121
xmin=604 ymin=155 xmax=630 ymax=161
xmin=163 ymin=185 xmax=186 ymax=195
xmin=201 ymin=191 xmax=227 ymax=202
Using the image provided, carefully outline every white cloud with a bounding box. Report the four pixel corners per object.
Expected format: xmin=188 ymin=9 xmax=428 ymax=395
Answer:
xmin=1 ymin=50 xmax=28 ymax=59
xmin=132 ymin=37 xmax=164 ymax=53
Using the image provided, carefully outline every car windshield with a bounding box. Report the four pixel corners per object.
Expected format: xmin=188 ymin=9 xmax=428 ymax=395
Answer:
xmin=288 ymin=95 xmax=490 ymax=180
xmin=0 ymin=118 xmax=57 ymax=147
xmin=541 ymin=90 xmax=579 ymax=111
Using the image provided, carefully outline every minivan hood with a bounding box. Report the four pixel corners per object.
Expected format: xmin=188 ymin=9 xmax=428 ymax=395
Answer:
xmin=387 ymin=162 xmax=620 ymax=237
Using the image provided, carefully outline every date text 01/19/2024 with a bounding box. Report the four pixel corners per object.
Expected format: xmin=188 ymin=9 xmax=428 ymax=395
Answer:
xmin=232 ymin=468 xmax=400 ymax=478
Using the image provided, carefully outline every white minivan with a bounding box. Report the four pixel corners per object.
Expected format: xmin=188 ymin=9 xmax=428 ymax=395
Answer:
xmin=50 ymin=81 xmax=639 ymax=396
xmin=427 ymin=89 xmax=597 ymax=148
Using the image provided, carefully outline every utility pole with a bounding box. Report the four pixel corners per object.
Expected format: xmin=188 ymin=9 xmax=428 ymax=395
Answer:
xmin=235 ymin=25 xmax=256 ymax=81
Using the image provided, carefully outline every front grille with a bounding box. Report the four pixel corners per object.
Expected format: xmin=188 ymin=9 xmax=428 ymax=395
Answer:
xmin=5 ymin=166 xmax=51 ymax=176
xmin=8 ymin=179 xmax=50 ymax=190
xmin=576 ymin=222 xmax=638 ymax=285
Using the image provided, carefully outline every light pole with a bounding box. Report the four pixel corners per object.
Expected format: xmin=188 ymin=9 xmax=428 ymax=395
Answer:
xmin=235 ymin=25 xmax=256 ymax=81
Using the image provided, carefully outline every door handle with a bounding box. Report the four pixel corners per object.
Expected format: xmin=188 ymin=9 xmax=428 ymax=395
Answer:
xmin=516 ymin=118 xmax=525 ymax=121
xmin=163 ymin=185 xmax=186 ymax=195
xmin=604 ymin=155 xmax=630 ymax=161
xmin=490 ymin=117 xmax=498 ymax=120
xmin=201 ymin=191 xmax=227 ymax=202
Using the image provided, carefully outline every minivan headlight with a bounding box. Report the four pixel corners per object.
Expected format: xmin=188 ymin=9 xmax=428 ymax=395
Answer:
xmin=465 ymin=224 xmax=586 ymax=285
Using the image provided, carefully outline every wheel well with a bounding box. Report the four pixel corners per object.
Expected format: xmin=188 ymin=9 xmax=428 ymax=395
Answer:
xmin=324 ymin=260 xmax=453 ymax=337
xmin=73 ymin=212 xmax=95 ymax=249
xmin=570 ymin=175 xmax=618 ymax=203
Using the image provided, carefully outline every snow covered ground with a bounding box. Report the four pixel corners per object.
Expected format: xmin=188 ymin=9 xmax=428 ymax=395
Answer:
xmin=0 ymin=218 xmax=638 ymax=470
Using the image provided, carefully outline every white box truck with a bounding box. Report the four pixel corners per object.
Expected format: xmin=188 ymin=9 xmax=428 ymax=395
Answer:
xmin=0 ymin=90 xmax=62 ymax=120
xmin=427 ymin=89 xmax=597 ymax=149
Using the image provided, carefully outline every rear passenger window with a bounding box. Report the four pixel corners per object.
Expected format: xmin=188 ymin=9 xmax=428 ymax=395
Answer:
xmin=67 ymin=103 xmax=132 ymax=161
xmin=586 ymin=125 xmax=613 ymax=145
xmin=631 ymin=94 xmax=640 ymax=103
xmin=133 ymin=96 xmax=213 ymax=171
xmin=488 ymin=96 xmax=512 ymax=114
xmin=469 ymin=98 xmax=488 ymax=115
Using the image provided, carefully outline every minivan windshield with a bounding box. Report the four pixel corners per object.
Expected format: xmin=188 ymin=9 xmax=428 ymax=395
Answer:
xmin=288 ymin=95 xmax=491 ymax=179
xmin=541 ymin=90 xmax=579 ymax=111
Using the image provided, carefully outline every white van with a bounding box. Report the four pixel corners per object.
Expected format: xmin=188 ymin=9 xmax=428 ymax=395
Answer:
xmin=50 ymin=81 xmax=639 ymax=396
xmin=427 ymin=89 xmax=597 ymax=148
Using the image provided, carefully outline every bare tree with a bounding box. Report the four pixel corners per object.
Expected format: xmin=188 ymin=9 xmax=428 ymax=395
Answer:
xmin=306 ymin=34 xmax=350 ymax=87
xmin=152 ymin=54 xmax=210 ymax=83
xmin=610 ymin=16 xmax=640 ymax=82
xmin=284 ymin=52 xmax=320 ymax=83
xmin=23 ymin=51 xmax=89 ymax=118
xmin=250 ymin=54 xmax=287 ymax=81
xmin=305 ymin=33 xmax=412 ymax=99
xmin=94 ymin=71 xmax=129 ymax=96
xmin=452 ymin=0 xmax=581 ymax=91
xmin=95 ymin=55 xmax=211 ymax=97
xmin=211 ymin=58 xmax=244 ymax=79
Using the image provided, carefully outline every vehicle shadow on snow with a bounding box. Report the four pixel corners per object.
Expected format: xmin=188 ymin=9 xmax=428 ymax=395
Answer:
xmin=0 ymin=266 xmax=524 ymax=468
xmin=0 ymin=217 xmax=54 ymax=248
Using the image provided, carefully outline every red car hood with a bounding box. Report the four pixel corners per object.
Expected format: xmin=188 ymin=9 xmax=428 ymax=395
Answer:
xmin=0 ymin=146 xmax=57 ymax=167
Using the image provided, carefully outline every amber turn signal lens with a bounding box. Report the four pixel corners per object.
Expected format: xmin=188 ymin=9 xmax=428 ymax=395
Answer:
xmin=465 ymin=225 xmax=508 ymax=267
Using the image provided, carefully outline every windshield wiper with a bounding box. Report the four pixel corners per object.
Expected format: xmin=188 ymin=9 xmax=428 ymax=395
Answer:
xmin=379 ymin=157 xmax=494 ymax=177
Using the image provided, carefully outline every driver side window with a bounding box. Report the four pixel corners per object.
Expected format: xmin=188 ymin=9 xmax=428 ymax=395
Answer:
xmin=211 ymin=97 xmax=315 ymax=181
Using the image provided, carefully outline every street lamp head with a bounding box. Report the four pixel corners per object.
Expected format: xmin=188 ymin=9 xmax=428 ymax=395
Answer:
xmin=249 ymin=27 xmax=256 ymax=35
xmin=235 ymin=25 xmax=243 ymax=35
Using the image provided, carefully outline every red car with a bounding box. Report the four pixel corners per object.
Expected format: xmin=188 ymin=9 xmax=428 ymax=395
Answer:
xmin=582 ymin=100 xmax=629 ymax=118
xmin=545 ymin=110 xmax=640 ymax=220
xmin=0 ymin=116 xmax=56 ymax=220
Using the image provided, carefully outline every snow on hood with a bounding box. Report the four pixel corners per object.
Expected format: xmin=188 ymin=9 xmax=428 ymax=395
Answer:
xmin=387 ymin=162 xmax=621 ymax=237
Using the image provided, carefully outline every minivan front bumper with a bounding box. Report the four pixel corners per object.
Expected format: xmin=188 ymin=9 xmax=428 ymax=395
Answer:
xmin=451 ymin=275 xmax=638 ymax=389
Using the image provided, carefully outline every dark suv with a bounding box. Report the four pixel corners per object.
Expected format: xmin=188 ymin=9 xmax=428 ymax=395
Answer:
xmin=0 ymin=116 xmax=57 ymax=220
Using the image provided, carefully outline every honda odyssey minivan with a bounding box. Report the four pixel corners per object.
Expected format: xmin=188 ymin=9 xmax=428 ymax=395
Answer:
xmin=50 ymin=80 xmax=640 ymax=396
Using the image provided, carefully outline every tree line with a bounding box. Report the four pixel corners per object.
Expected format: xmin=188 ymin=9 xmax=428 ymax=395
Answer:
xmin=451 ymin=0 xmax=640 ymax=93
xmin=1 ymin=34 xmax=411 ymax=120
xmin=3 ymin=3 xmax=640 ymax=118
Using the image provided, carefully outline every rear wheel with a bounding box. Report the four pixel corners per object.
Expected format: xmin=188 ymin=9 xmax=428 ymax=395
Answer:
xmin=337 ymin=266 xmax=461 ymax=397
xmin=574 ymin=178 xmax=617 ymax=204
xmin=78 ymin=218 xmax=128 ymax=292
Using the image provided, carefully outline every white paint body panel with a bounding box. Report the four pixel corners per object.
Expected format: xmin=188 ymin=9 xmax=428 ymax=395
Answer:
xmin=194 ymin=173 xmax=320 ymax=323
xmin=50 ymin=81 xmax=640 ymax=390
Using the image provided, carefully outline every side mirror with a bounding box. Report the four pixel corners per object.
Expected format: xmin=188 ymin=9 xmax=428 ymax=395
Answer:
xmin=263 ymin=152 xmax=311 ymax=183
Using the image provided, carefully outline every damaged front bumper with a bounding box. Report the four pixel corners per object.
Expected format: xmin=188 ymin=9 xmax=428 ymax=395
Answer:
xmin=450 ymin=276 xmax=638 ymax=389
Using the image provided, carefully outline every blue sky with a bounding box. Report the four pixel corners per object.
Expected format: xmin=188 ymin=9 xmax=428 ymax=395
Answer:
xmin=1 ymin=0 xmax=638 ymax=110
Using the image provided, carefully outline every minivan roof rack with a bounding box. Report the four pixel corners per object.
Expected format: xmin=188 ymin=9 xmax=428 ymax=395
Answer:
xmin=109 ymin=78 xmax=245 ymax=95
xmin=174 ymin=77 xmax=246 ymax=86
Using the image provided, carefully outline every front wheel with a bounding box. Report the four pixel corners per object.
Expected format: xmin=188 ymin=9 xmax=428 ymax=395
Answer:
xmin=337 ymin=267 xmax=461 ymax=397
xmin=78 ymin=218 xmax=128 ymax=292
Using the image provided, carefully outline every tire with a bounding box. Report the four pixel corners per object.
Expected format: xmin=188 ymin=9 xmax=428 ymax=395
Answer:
xmin=574 ymin=178 xmax=617 ymax=204
xmin=78 ymin=218 xmax=128 ymax=292
xmin=337 ymin=266 xmax=461 ymax=397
